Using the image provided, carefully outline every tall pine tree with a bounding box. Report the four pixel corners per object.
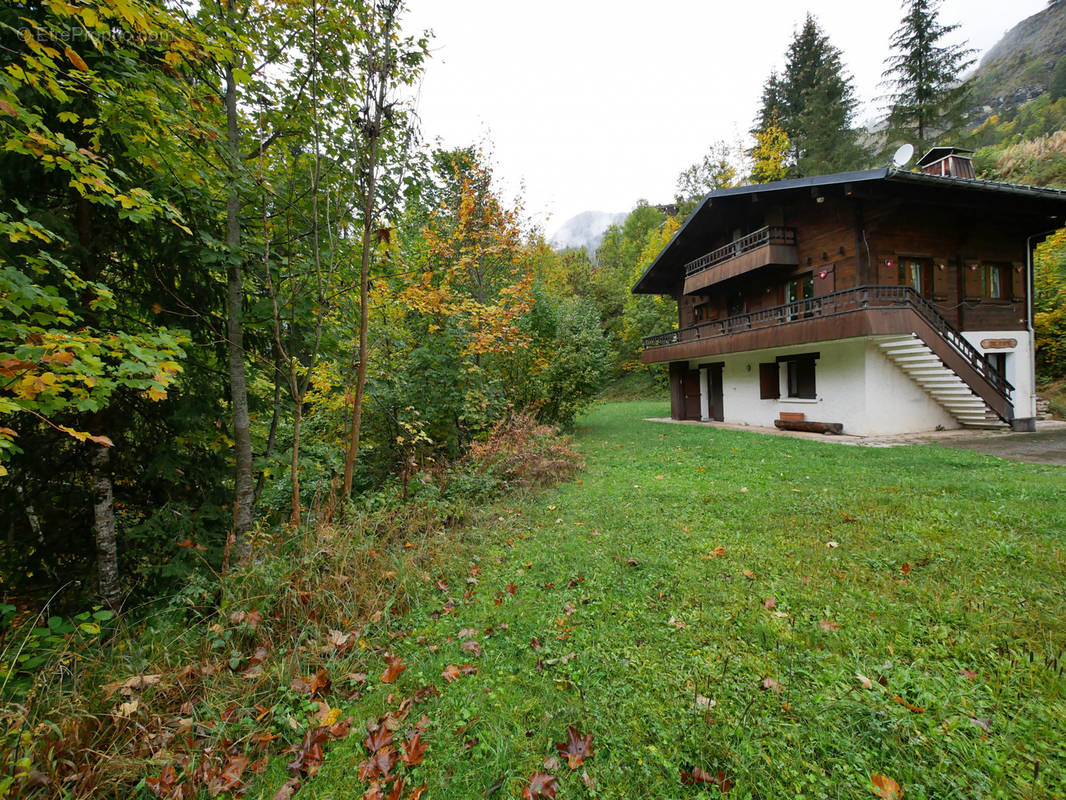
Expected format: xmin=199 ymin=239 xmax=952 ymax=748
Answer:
xmin=881 ymin=0 xmax=976 ymax=152
xmin=751 ymin=15 xmax=864 ymax=178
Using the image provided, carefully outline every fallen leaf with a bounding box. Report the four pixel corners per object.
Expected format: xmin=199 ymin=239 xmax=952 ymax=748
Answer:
xmin=969 ymin=716 xmax=992 ymax=732
xmin=554 ymin=726 xmax=594 ymax=769
xmin=871 ymin=773 xmax=903 ymax=799
xmin=841 ymin=512 xmax=860 ymax=522
xmin=521 ymin=771 xmax=558 ymax=799
xmin=380 ymin=654 xmax=406 ymax=684
xmin=364 ymin=727 xmax=394 ymax=753
xmin=742 ymin=569 xmax=755 ymax=579
xmin=402 ymin=732 xmax=428 ymax=765
xmin=856 ymin=673 xmax=874 ymax=690
xmin=891 ymin=694 xmax=925 ymax=713
xmin=107 ymin=673 xmax=162 ymax=697
xmin=461 ymin=639 xmax=482 ymax=657
xmin=762 ymin=597 xmax=777 ymax=610
xmin=441 ymin=665 xmax=461 ymax=683
xmin=819 ymin=618 xmax=840 ymax=632
xmin=901 ymin=563 xmax=911 ymax=575
xmin=760 ymin=677 xmax=783 ymax=693
xmin=208 ymin=755 xmax=250 ymax=795
xmin=680 ymin=767 xmax=732 ymax=792
xmin=270 ymin=778 xmax=300 ymax=800
xmin=668 ymin=616 xmax=686 ymax=629
xmin=358 ymin=746 xmax=397 ymax=781
xmin=826 ymin=540 xmax=839 ymax=548
xmin=115 ymin=699 xmax=139 ymax=718
xmin=694 ymin=694 xmax=715 ymax=710
xmin=959 ymin=669 xmax=977 ymax=681
xmin=145 ymin=765 xmax=178 ymax=798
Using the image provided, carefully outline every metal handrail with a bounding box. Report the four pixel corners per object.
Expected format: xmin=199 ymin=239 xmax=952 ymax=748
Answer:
xmin=641 ymin=285 xmax=1015 ymax=403
xmin=683 ymin=226 xmax=797 ymax=278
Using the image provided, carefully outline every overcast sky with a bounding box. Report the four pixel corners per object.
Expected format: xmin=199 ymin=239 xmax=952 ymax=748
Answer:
xmin=402 ymin=0 xmax=1048 ymax=235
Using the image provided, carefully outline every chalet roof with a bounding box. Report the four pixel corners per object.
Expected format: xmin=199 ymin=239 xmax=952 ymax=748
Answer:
xmin=632 ymin=168 xmax=1066 ymax=294
xmin=915 ymin=146 xmax=974 ymax=167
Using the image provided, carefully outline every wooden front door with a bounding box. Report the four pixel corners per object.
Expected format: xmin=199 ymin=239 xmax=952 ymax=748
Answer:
xmin=705 ymin=363 xmax=724 ymax=421
xmin=682 ymin=369 xmax=702 ymax=420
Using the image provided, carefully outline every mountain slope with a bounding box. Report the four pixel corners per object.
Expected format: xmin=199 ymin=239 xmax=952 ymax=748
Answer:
xmin=971 ymin=1 xmax=1066 ymax=118
xmin=549 ymin=210 xmax=627 ymax=255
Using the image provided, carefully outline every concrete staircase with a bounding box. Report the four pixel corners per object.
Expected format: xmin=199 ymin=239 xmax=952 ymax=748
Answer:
xmin=877 ymin=335 xmax=1007 ymax=429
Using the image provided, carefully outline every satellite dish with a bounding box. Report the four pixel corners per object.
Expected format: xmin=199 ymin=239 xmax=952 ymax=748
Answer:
xmin=892 ymin=143 xmax=915 ymax=169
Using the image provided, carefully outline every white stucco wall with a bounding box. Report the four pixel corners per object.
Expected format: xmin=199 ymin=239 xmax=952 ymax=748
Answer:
xmin=862 ymin=340 xmax=957 ymax=435
xmin=690 ymin=336 xmax=960 ymax=436
xmin=959 ymin=330 xmax=1035 ymax=419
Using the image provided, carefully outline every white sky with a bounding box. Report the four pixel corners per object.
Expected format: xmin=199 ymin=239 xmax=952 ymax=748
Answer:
xmin=403 ymin=0 xmax=1048 ymax=234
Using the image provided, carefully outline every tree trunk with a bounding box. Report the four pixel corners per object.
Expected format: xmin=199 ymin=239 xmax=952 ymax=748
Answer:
xmin=341 ymin=6 xmax=394 ymax=498
xmin=91 ymin=445 xmax=121 ymax=610
xmin=290 ymin=389 xmax=302 ymax=527
xmin=225 ymin=53 xmax=255 ymax=561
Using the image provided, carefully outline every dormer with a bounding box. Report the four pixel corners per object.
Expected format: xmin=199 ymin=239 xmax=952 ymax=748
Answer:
xmin=916 ymin=146 xmax=975 ymax=179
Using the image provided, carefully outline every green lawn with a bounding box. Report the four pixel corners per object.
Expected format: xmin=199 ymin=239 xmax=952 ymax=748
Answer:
xmin=298 ymin=401 xmax=1066 ymax=800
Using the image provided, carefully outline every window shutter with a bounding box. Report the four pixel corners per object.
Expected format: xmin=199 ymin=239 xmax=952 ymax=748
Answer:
xmin=963 ymin=263 xmax=983 ymax=300
xmin=1011 ymin=264 xmax=1025 ymax=301
xmin=796 ymin=356 xmax=817 ymax=399
xmin=932 ymin=260 xmax=949 ymax=300
xmin=759 ymin=363 xmax=779 ymax=399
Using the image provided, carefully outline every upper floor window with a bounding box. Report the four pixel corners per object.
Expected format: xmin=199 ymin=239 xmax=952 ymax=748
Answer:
xmin=785 ymin=272 xmax=815 ymax=320
xmin=964 ymin=262 xmax=1012 ymax=301
xmin=899 ymin=258 xmax=932 ymax=297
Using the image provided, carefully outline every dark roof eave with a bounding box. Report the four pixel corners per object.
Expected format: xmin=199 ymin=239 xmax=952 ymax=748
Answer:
xmin=631 ymin=168 xmax=1066 ymax=295
xmin=631 ymin=169 xmax=889 ymax=294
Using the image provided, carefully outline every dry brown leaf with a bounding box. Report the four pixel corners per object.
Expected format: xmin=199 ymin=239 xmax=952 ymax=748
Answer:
xmin=871 ymin=773 xmax=903 ymax=799
xmin=760 ymin=676 xmax=783 ymax=693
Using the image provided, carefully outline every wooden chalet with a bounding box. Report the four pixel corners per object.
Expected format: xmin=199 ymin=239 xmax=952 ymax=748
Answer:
xmin=632 ymin=152 xmax=1066 ymax=435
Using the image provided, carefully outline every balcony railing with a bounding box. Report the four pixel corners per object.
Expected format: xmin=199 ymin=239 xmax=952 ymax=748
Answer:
xmin=684 ymin=225 xmax=797 ymax=278
xmin=641 ymin=285 xmax=1014 ymax=404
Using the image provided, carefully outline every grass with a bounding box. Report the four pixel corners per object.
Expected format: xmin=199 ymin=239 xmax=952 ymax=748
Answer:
xmin=597 ymin=369 xmax=669 ymax=402
xmin=283 ymin=401 xmax=1066 ymax=800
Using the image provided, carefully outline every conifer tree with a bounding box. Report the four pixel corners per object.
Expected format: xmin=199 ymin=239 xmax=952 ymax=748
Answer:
xmin=751 ymin=15 xmax=864 ymax=177
xmin=881 ymin=0 xmax=976 ymax=152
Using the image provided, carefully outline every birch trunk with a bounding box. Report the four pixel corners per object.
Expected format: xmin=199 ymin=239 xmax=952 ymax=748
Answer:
xmin=91 ymin=445 xmax=120 ymax=610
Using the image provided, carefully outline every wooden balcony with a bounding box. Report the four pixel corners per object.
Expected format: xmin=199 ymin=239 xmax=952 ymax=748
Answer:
xmin=641 ymin=285 xmax=1015 ymax=421
xmin=683 ymin=226 xmax=797 ymax=294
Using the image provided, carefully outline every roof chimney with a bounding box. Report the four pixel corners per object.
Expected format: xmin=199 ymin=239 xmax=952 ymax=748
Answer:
xmin=915 ymin=146 xmax=975 ymax=179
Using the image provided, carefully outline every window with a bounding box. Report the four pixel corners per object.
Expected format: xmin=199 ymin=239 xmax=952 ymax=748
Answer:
xmin=986 ymin=352 xmax=1007 ymax=379
xmin=785 ymin=272 xmax=815 ymax=320
xmin=984 ymin=264 xmax=1009 ymax=300
xmin=776 ymin=353 xmax=818 ymax=399
xmin=898 ymin=258 xmax=932 ymax=297
xmin=965 ymin=262 xmax=1011 ymax=300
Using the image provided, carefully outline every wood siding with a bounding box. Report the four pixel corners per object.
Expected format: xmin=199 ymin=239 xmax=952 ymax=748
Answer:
xmin=673 ymin=191 xmax=1029 ymax=334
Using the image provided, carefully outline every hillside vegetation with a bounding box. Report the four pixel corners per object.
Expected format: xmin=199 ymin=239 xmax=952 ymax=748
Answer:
xmin=971 ymin=0 xmax=1066 ymax=120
